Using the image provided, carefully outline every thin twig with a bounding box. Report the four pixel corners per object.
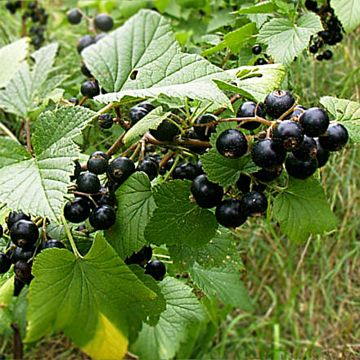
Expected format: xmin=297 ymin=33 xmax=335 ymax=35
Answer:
xmin=25 ymin=119 xmax=32 ymax=153
xmin=0 ymin=122 xmax=18 ymax=142
xmin=106 ymin=132 xmax=126 ymax=157
xmin=214 ymin=94 xmax=241 ymax=115
xmin=11 ymin=323 xmax=23 ymax=360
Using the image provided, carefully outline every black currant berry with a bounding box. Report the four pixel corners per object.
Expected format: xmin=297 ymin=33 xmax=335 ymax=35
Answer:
xmin=14 ymin=276 xmax=25 ymax=297
xmin=125 ymin=246 xmax=152 ymax=267
xmin=254 ymin=58 xmax=268 ymax=66
xmin=194 ymin=114 xmax=217 ymax=140
xmin=191 ymin=175 xmax=224 ymax=208
xmin=265 ymin=90 xmax=295 ymax=119
xmin=129 ymin=106 xmax=148 ymax=125
xmin=81 ymin=80 xmax=100 ymax=98
xmin=138 ymin=102 xmax=155 ymax=112
xmin=89 ymin=205 xmax=116 ymax=230
xmin=315 ymin=138 xmax=330 ymax=167
xmin=107 ymin=157 xmax=135 ymax=184
xmin=253 ymin=166 xmax=283 ymax=182
xmin=285 ymin=154 xmax=318 ymax=179
xmin=299 ymin=107 xmax=330 ymax=137
xmin=6 ymin=211 xmax=31 ymax=230
xmin=7 ymin=243 xmax=34 ymax=263
xmin=287 ymin=105 xmax=306 ymax=120
xmin=236 ymin=174 xmax=251 ymax=193
xmin=215 ymin=199 xmax=247 ymax=228
xmin=240 ymin=191 xmax=268 ymax=216
xmin=69 ymin=97 xmax=79 ymax=105
xmin=251 ymin=139 xmax=286 ymax=168
xmin=10 ymin=220 xmax=39 ymax=250
xmin=77 ymin=35 xmax=95 ymax=53
xmin=95 ymin=189 xmax=117 ymax=207
xmin=81 ymin=64 xmax=92 ymax=78
xmin=323 ymin=50 xmax=333 ymax=60
xmin=216 ymin=129 xmax=248 ymax=159
xmin=172 ymin=163 xmax=198 ymax=180
xmin=145 ymin=260 xmax=166 ymax=281
xmin=76 ymin=172 xmax=101 ymax=194
xmin=98 ymin=113 xmax=113 ymax=129
xmin=309 ymin=44 xmax=318 ymax=54
xmin=42 ymin=239 xmax=65 ymax=250
xmin=95 ymin=33 xmax=107 ymax=42
xmin=94 ymin=13 xmax=114 ymax=32
xmin=272 ymin=120 xmax=304 ymax=151
xmin=316 ymin=54 xmax=324 ymax=61
xmin=237 ymin=101 xmax=266 ymax=130
xmin=319 ymin=123 xmax=349 ymax=151
xmin=64 ymin=197 xmax=91 ymax=223
xmin=305 ymin=0 xmax=318 ymax=12
xmin=137 ymin=159 xmax=159 ymax=181
xmin=150 ymin=120 xmax=180 ymax=142
xmin=0 ymin=253 xmax=12 ymax=273
xmin=14 ymin=260 xmax=33 ymax=284
xmin=252 ymin=44 xmax=262 ymax=55
xmin=67 ymin=8 xmax=82 ymax=25
xmin=292 ymin=135 xmax=317 ymax=161
xmin=87 ymin=151 xmax=109 ymax=175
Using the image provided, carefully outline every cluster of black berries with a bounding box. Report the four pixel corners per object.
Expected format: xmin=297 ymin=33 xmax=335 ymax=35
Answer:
xmin=252 ymin=45 xmax=270 ymax=66
xmin=306 ymin=0 xmax=343 ymax=61
xmin=0 ymin=212 xmax=65 ymax=296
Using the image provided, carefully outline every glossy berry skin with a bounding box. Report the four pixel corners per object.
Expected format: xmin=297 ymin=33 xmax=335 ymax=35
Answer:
xmin=236 ymin=174 xmax=251 ymax=193
xmin=7 ymin=211 xmax=31 ymax=230
xmin=323 ymin=50 xmax=333 ymax=60
xmin=240 ymin=191 xmax=268 ymax=216
xmin=69 ymin=97 xmax=79 ymax=105
xmin=272 ymin=120 xmax=304 ymax=151
xmin=42 ymin=239 xmax=65 ymax=250
xmin=98 ymin=113 xmax=113 ymax=129
xmin=94 ymin=13 xmax=114 ymax=32
xmin=10 ymin=220 xmax=39 ymax=250
xmin=138 ymin=102 xmax=155 ymax=112
xmin=0 ymin=253 xmax=12 ymax=273
xmin=215 ymin=199 xmax=247 ymax=228
xmin=87 ymin=151 xmax=109 ymax=175
xmin=315 ymin=139 xmax=330 ymax=167
xmin=95 ymin=190 xmax=117 ymax=207
xmin=216 ymin=129 xmax=248 ymax=159
xmin=76 ymin=172 xmax=101 ymax=194
xmin=305 ymin=0 xmax=318 ymax=11
xmin=285 ymin=154 xmax=318 ymax=179
xmin=316 ymin=54 xmax=324 ymax=61
xmin=89 ymin=205 xmax=116 ymax=230
xmin=287 ymin=105 xmax=306 ymax=120
xmin=254 ymin=58 xmax=268 ymax=66
xmin=107 ymin=157 xmax=135 ymax=184
xmin=237 ymin=102 xmax=266 ymax=130
xmin=292 ymin=135 xmax=317 ymax=161
xmin=14 ymin=276 xmax=26 ymax=297
xmin=253 ymin=166 xmax=283 ymax=182
xmin=265 ymin=90 xmax=295 ymax=119
xmin=125 ymin=246 xmax=152 ymax=267
xmin=299 ymin=108 xmax=330 ymax=137
xmin=145 ymin=260 xmax=166 ymax=281
xmin=77 ymin=35 xmax=95 ymax=53
xmin=81 ymin=64 xmax=92 ymax=78
xmin=14 ymin=260 xmax=33 ymax=284
xmin=150 ymin=120 xmax=180 ymax=142
xmin=81 ymin=80 xmax=100 ymax=98
xmin=129 ymin=106 xmax=148 ymax=125
xmin=64 ymin=197 xmax=91 ymax=223
xmin=67 ymin=8 xmax=82 ymax=24
xmin=251 ymin=139 xmax=286 ymax=168
xmin=309 ymin=44 xmax=318 ymax=54
xmin=191 ymin=175 xmax=224 ymax=208
xmin=252 ymin=45 xmax=262 ymax=55
xmin=194 ymin=114 xmax=217 ymax=140
xmin=319 ymin=124 xmax=349 ymax=151
xmin=7 ymin=243 xmax=34 ymax=263
xmin=173 ymin=163 xmax=198 ymax=181
xmin=137 ymin=159 xmax=159 ymax=181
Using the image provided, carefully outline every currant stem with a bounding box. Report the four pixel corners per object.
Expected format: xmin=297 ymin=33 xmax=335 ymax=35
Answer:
xmin=0 ymin=122 xmax=18 ymax=142
xmin=25 ymin=119 xmax=33 ymax=153
xmin=106 ymin=132 xmax=126 ymax=157
xmin=214 ymin=94 xmax=241 ymax=115
xmin=61 ymin=213 xmax=83 ymax=259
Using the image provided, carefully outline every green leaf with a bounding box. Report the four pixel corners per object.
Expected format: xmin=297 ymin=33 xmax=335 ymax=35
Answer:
xmin=106 ymin=172 xmax=156 ymax=259
xmin=331 ymin=0 xmax=360 ymax=32
xmin=189 ymin=262 xmax=253 ymax=311
xmin=258 ymin=13 xmax=323 ymax=65
xmin=145 ymin=180 xmax=218 ymax=247
xmin=0 ymin=38 xmax=28 ymax=88
xmin=273 ymin=177 xmax=338 ymax=243
xmin=131 ymin=277 xmax=206 ymax=360
xmin=320 ymin=96 xmax=360 ymax=143
xmin=236 ymin=1 xmax=276 ymax=14
xmin=26 ymin=233 xmax=163 ymax=359
xmin=123 ymin=107 xmax=171 ymax=145
xmin=0 ymin=107 xmax=95 ymax=220
xmin=82 ymin=10 xmax=231 ymax=108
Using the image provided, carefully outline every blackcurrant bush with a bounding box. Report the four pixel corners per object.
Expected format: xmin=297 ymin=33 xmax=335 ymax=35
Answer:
xmin=252 ymin=44 xmax=262 ymax=55
xmin=137 ymin=159 xmax=159 ymax=180
xmin=216 ymin=129 xmax=248 ymax=159
xmin=315 ymin=138 xmax=330 ymax=167
xmin=305 ymin=0 xmax=318 ymax=12
xmin=240 ymin=191 xmax=268 ymax=216
xmin=253 ymin=166 xmax=283 ymax=182
xmin=10 ymin=220 xmax=39 ymax=250
xmin=87 ymin=151 xmax=109 ymax=175
xmin=150 ymin=120 xmax=180 ymax=142
xmin=285 ymin=154 xmax=318 ymax=179
xmin=251 ymin=139 xmax=286 ymax=168
xmin=94 ymin=13 xmax=114 ymax=32
xmin=125 ymin=246 xmax=152 ymax=267
xmin=194 ymin=114 xmax=217 ymax=140
xmin=292 ymin=135 xmax=317 ymax=161
xmin=89 ymin=205 xmax=116 ymax=230
xmin=145 ymin=260 xmax=166 ymax=281
xmin=67 ymin=8 xmax=82 ymax=25
xmin=98 ymin=113 xmax=113 ymax=129
xmin=81 ymin=64 xmax=92 ymax=78
xmin=64 ymin=197 xmax=91 ymax=223
xmin=42 ymin=239 xmax=65 ymax=250
xmin=237 ymin=101 xmax=266 ymax=130
xmin=129 ymin=106 xmax=148 ymax=125
xmin=191 ymin=175 xmax=224 ymax=208
xmin=172 ymin=163 xmax=198 ymax=180
xmin=265 ymin=90 xmax=295 ymax=119
xmin=6 ymin=211 xmax=31 ymax=230
xmin=215 ymin=199 xmax=247 ymax=228
xmin=254 ymin=58 xmax=268 ymax=66
xmin=81 ymin=80 xmax=100 ymax=98
xmin=319 ymin=123 xmax=349 ymax=151
xmin=107 ymin=157 xmax=135 ymax=184
xmin=299 ymin=107 xmax=329 ymax=137
xmin=0 ymin=253 xmax=12 ymax=273
xmin=14 ymin=260 xmax=33 ymax=284
xmin=14 ymin=276 xmax=26 ymax=297
xmin=77 ymin=35 xmax=95 ymax=53
xmin=272 ymin=120 xmax=304 ymax=151
xmin=76 ymin=172 xmax=101 ymax=194
xmin=236 ymin=174 xmax=251 ymax=193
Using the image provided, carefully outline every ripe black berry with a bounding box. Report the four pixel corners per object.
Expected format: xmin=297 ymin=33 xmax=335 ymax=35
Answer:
xmin=14 ymin=276 xmax=26 ymax=296
xmin=129 ymin=106 xmax=148 ymax=125
xmin=316 ymin=54 xmax=324 ymax=61
xmin=322 ymin=50 xmax=333 ymax=60
xmin=81 ymin=80 xmax=100 ymax=98
xmin=194 ymin=114 xmax=217 ymax=140
xmin=253 ymin=166 xmax=283 ymax=182
xmin=42 ymin=239 xmax=65 ymax=249
xmin=251 ymin=139 xmax=286 ymax=168
xmin=145 ymin=260 xmax=166 ymax=281
xmin=237 ymin=101 xmax=266 ymax=130
xmin=254 ymin=58 xmax=268 ymax=66
xmin=138 ymin=102 xmax=155 ymax=112
xmin=7 ymin=243 xmax=34 ymax=263
xmin=252 ymin=45 xmax=262 ymax=55
xmin=94 ymin=13 xmax=114 ymax=32
xmin=0 ymin=253 xmax=12 ymax=273
xmin=94 ymin=188 xmax=117 ymax=207
xmin=14 ymin=260 xmax=33 ymax=284
xmin=305 ymin=0 xmax=318 ymax=12
xmin=87 ymin=151 xmax=109 ymax=175
xmin=172 ymin=163 xmax=197 ymax=180
xmin=67 ymin=8 xmax=82 ymax=25
xmin=240 ymin=191 xmax=268 ymax=216
xmin=98 ymin=113 xmax=113 ymax=129
xmin=76 ymin=172 xmax=101 ymax=194
xmin=107 ymin=157 xmax=135 ymax=184
xmin=309 ymin=44 xmax=318 ymax=54
xmin=89 ymin=205 xmax=116 ymax=230
xmin=272 ymin=120 xmax=304 ymax=151
xmin=191 ymin=175 xmax=224 ymax=208
xmin=10 ymin=220 xmax=39 ymax=250
xmin=69 ymin=97 xmax=79 ymax=105
xmin=265 ymin=90 xmax=295 ymax=119
xmin=319 ymin=123 xmax=349 ymax=151
xmin=299 ymin=107 xmax=329 ymax=137
xmin=292 ymin=135 xmax=317 ymax=161
xmin=287 ymin=105 xmax=306 ymax=120
xmin=150 ymin=120 xmax=180 ymax=142
xmin=77 ymin=35 xmax=95 ymax=53
xmin=215 ymin=199 xmax=247 ymax=228
xmin=236 ymin=174 xmax=251 ymax=193
xmin=125 ymin=246 xmax=152 ymax=267
xmin=137 ymin=159 xmax=159 ymax=180
xmin=315 ymin=138 xmax=330 ymax=167
xmin=216 ymin=129 xmax=248 ymax=159
xmin=64 ymin=197 xmax=91 ymax=223
xmin=6 ymin=211 xmax=31 ymax=230
xmin=285 ymin=154 xmax=318 ymax=179
xmin=81 ymin=64 xmax=92 ymax=78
